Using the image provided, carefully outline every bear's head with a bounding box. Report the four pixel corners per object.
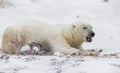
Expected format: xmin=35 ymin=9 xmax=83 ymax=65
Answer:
xmin=73 ymin=23 xmax=95 ymax=42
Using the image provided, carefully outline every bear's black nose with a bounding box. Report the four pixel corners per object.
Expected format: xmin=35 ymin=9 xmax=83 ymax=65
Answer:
xmin=91 ymin=32 xmax=95 ymax=37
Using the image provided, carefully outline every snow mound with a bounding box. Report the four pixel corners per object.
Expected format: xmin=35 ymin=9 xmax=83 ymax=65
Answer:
xmin=20 ymin=42 xmax=52 ymax=55
xmin=0 ymin=0 xmax=14 ymax=8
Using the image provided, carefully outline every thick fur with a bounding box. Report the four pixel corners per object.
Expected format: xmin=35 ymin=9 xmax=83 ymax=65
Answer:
xmin=2 ymin=21 xmax=97 ymax=55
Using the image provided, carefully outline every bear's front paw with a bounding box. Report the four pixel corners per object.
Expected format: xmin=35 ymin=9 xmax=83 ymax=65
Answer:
xmin=70 ymin=48 xmax=80 ymax=56
xmin=79 ymin=49 xmax=102 ymax=56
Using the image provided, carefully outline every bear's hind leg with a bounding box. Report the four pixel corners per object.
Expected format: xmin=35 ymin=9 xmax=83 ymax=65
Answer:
xmin=2 ymin=27 xmax=24 ymax=54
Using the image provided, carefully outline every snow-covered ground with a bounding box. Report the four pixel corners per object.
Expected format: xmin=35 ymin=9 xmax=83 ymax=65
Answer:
xmin=0 ymin=0 xmax=120 ymax=73
xmin=0 ymin=55 xmax=120 ymax=73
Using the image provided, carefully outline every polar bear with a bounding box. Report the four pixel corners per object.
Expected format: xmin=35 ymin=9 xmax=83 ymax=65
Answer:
xmin=2 ymin=21 xmax=100 ymax=56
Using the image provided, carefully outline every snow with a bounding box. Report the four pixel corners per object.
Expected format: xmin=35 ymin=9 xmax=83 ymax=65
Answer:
xmin=0 ymin=56 xmax=120 ymax=73
xmin=0 ymin=0 xmax=120 ymax=73
xmin=21 ymin=45 xmax=31 ymax=52
xmin=32 ymin=46 xmax=39 ymax=52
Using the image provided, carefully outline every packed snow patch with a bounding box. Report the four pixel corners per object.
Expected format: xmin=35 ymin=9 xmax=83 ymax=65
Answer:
xmin=0 ymin=54 xmax=120 ymax=73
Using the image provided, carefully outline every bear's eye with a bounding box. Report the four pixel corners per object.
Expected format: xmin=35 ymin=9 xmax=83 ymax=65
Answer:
xmin=83 ymin=27 xmax=87 ymax=29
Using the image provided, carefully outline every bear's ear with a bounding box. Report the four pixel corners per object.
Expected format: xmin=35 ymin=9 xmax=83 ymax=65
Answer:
xmin=72 ymin=25 xmax=76 ymax=28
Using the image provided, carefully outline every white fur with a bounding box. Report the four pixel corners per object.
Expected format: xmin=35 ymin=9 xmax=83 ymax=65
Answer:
xmin=2 ymin=21 xmax=94 ymax=55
